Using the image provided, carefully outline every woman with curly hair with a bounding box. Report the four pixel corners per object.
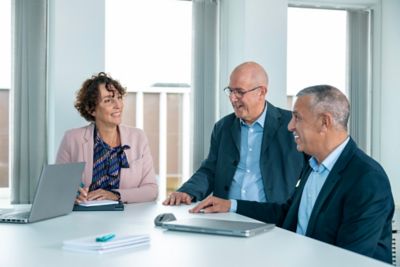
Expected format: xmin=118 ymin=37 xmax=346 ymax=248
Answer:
xmin=56 ymin=72 xmax=158 ymax=203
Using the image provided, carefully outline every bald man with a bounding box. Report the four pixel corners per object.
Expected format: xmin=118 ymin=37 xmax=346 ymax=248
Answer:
xmin=163 ymin=62 xmax=305 ymax=207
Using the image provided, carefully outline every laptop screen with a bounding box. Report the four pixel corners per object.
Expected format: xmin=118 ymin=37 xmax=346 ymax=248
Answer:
xmin=29 ymin=162 xmax=85 ymax=222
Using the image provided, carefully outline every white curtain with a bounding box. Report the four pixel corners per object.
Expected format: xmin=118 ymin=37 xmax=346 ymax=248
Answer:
xmin=347 ymin=10 xmax=371 ymax=153
xmin=11 ymin=0 xmax=48 ymax=203
xmin=191 ymin=0 xmax=218 ymax=171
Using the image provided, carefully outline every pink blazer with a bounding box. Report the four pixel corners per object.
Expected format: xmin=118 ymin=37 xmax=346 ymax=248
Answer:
xmin=56 ymin=124 xmax=158 ymax=203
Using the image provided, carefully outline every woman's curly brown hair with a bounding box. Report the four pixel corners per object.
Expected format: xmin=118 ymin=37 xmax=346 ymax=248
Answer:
xmin=74 ymin=72 xmax=126 ymax=122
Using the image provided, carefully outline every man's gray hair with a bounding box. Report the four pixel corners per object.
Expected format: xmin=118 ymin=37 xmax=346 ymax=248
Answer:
xmin=296 ymin=85 xmax=350 ymax=130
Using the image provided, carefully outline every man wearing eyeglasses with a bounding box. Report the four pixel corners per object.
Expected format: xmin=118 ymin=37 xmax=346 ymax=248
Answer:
xmin=163 ymin=61 xmax=305 ymax=207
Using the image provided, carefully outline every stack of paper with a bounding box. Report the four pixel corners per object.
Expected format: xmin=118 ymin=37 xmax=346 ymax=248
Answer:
xmin=62 ymin=233 xmax=150 ymax=254
xmin=78 ymin=200 xmax=119 ymax=207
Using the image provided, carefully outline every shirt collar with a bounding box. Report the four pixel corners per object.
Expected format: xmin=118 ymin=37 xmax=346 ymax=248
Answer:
xmin=309 ymin=136 xmax=350 ymax=172
xmin=240 ymin=101 xmax=267 ymax=128
xmin=94 ymin=125 xmax=128 ymax=151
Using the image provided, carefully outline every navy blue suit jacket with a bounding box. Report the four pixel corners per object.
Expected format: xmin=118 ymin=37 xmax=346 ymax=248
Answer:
xmin=178 ymin=102 xmax=305 ymax=203
xmin=237 ymin=138 xmax=394 ymax=263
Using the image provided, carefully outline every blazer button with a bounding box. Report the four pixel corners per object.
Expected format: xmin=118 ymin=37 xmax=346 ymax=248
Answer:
xmin=224 ymin=186 xmax=229 ymax=191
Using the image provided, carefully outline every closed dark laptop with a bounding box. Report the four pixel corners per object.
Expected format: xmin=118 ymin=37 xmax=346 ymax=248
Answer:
xmin=161 ymin=218 xmax=274 ymax=237
xmin=0 ymin=162 xmax=85 ymax=224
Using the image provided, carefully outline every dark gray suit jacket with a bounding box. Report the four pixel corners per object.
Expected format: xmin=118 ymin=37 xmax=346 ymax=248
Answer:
xmin=237 ymin=138 xmax=394 ymax=263
xmin=178 ymin=102 xmax=305 ymax=203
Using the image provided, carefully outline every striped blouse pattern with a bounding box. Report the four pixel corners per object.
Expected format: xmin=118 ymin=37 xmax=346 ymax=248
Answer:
xmin=90 ymin=128 xmax=130 ymax=192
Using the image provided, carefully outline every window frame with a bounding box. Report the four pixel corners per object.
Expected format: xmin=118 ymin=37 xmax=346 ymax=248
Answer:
xmin=288 ymin=0 xmax=381 ymax=157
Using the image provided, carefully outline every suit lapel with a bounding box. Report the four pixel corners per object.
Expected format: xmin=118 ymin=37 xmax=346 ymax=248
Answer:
xmin=305 ymin=139 xmax=356 ymax=236
xmin=82 ymin=124 xmax=92 ymax=160
xmin=283 ymin=166 xmax=312 ymax=231
xmin=118 ymin=125 xmax=131 ymax=162
xmin=82 ymin=124 xmax=94 ymax=185
xmin=230 ymin=117 xmax=241 ymax=153
xmin=305 ymin=172 xmax=342 ymax=236
xmin=261 ymin=102 xmax=280 ymax=154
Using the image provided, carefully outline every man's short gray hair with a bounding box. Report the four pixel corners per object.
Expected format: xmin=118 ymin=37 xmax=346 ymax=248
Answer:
xmin=296 ymin=85 xmax=350 ymax=130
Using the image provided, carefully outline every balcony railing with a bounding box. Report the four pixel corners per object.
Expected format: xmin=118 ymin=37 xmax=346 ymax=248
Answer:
xmin=122 ymin=86 xmax=191 ymax=200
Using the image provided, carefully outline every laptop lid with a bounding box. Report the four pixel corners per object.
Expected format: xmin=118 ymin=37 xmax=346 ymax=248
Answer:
xmin=27 ymin=162 xmax=85 ymax=223
xmin=161 ymin=218 xmax=274 ymax=237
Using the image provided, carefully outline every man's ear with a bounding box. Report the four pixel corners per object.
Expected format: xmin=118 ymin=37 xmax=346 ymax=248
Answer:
xmin=261 ymin=85 xmax=268 ymax=96
xmin=320 ymin=112 xmax=333 ymax=132
xmin=263 ymin=85 xmax=268 ymax=95
xmin=258 ymin=85 xmax=267 ymax=99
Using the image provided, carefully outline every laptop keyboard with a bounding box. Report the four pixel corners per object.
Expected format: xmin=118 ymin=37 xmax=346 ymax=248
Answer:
xmin=0 ymin=211 xmax=29 ymax=223
xmin=0 ymin=209 xmax=14 ymax=215
xmin=4 ymin=211 xmax=30 ymax=218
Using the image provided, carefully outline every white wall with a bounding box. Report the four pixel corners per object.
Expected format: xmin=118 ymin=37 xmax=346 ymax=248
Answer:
xmin=47 ymin=0 xmax=105 ymax=162
xmin=219 ymin=0 xmax=288 ymax=117
xmin=380 ymin=0 xmax=400 ymax=204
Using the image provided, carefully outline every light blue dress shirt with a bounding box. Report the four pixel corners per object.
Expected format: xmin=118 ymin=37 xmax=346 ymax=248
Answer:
xmin=229 ymin=103 xmax=267 ymax=212
xmin=296 ymin=137 xmax=350 ymax=235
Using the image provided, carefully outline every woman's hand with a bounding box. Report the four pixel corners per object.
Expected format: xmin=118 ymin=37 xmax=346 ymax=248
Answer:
xmin=87 ymin=189 xmax=120 ymax=201
xmin=75 ymin=186 xmax=89 ymax=204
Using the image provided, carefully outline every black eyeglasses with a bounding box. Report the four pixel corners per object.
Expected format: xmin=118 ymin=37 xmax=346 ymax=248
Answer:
xmin=223 ymin=86 xmax=262 ymax=98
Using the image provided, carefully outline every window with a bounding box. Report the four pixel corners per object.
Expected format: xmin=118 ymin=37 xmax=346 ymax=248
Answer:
xmin=0 ymin=0 xmax=11 ymax=197
xmin=287 ymin=7 xmax=347 ymax=109
xmin=105 ymin=0 xmax=192 ymax=198
xmin=287 ymin=6 xmax=371 ymax=152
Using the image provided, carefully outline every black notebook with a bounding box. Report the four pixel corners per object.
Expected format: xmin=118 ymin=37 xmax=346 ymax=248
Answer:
xmin=73 ymin=201 xmax=124 ymax=211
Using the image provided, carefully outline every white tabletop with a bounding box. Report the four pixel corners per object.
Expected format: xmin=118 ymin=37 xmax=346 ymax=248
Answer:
xmin=0 ymin=202 xmax=391 ymax=267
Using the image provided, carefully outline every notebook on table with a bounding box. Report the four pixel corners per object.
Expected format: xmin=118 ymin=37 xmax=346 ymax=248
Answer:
xmin=73 ymin=200 xmax=124 ymax=211
xmin=161 ymin=217 xmax=274 ymax=237
xmin=62 ymin=233 xmax=149 ymax=254
xmin=0 ymin=162 xmax=85 ymax=224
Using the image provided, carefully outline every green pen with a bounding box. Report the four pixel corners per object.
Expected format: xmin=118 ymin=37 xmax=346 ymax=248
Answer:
xmin=76 ymin=182 xmax=85 ymax=197
xmin=95 ymin=233 xmax=116 ymax=242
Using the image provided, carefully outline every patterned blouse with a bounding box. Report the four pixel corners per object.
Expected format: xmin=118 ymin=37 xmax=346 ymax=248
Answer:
xmin=89 ymin=127 xmax=130 ymax=192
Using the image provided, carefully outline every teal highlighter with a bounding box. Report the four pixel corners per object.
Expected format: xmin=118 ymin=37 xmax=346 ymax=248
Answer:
xmin=95 ymin=233 xmax=116 ymax=242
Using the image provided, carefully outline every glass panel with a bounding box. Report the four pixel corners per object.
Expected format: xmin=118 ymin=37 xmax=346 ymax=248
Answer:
xmin=287 ymin=7 xmax=347 ymax=108
xmin=105 ymin=0 xmax=192 ymax=197
xmin=0 ymin=91 xmax=9 ymax=187
xmin=0 ymin=0 xmax=11 ymax=89
xmin=121 ymin=92 xmax=136 ymax=127
xmin=105 ymin=0 xmax=192 ymax=89
xmin=143 ymin=93 xmax=160 ymax=174
xmin=166 ymin=93 xmax=183 ymax=193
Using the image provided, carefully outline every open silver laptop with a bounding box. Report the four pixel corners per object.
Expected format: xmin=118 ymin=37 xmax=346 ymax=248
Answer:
xmin=0 ymin=162 xmax=85 ymax=224
xmin=161 ymin=218 xmax=274 ymax=237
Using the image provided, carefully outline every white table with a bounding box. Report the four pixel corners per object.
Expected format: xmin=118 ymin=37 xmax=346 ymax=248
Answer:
xmin=0 ymin=202 xmax=392 ymax=267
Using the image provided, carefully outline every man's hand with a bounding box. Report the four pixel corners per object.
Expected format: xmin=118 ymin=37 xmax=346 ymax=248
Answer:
xmin=163 ymin=192 xmax=193 ymax=205
xmin=87 ymin=189 xmax=120 ymax=201
xmin=189 ymin=196 xmax=231 ymax=213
